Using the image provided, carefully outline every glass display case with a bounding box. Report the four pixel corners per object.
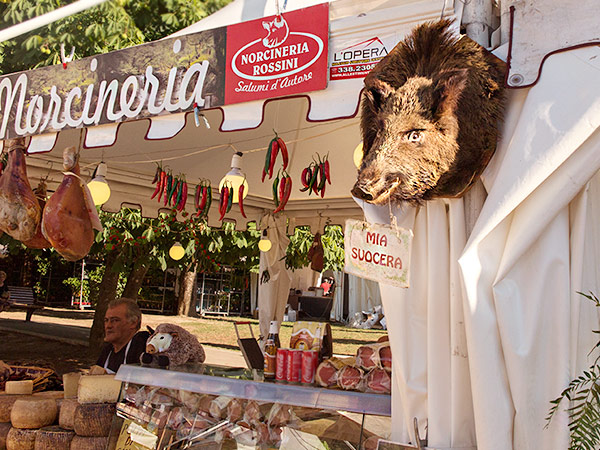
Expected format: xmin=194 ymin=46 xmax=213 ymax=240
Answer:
xmin=108 ymin=364 xmax=391 ymax=449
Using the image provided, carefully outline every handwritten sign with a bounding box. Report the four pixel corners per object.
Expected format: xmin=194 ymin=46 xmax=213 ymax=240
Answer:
xmin=344 ymin=219 xmax=412 ymax=288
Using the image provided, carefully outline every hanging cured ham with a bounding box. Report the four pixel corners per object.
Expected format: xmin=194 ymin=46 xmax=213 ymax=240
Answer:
xmin=23 ymin=180 xmax=52 ymax=249
xmin=0 ymin=138 xmax=41 ymax=242
xmin=42 ymin=146 xmax=102 ymax=261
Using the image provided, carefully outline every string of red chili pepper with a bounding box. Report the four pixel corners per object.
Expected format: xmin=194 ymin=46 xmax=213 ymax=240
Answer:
xmin=273 ymin=172 xmax=292 ymax=213
xmin=299 ymin=154 xmax=331 ymax=198
xmin=151 ymin=164 xmax=165 ymax=201
xmin=176 ymin=178 xmax=187 ymax=212
xmin=218 ymin=183 xmax=230 ymax=221
xmin=262 ymin=133 xmax=289 ymax=181
xmin=195 ymin=180 xmax=212 ymax=218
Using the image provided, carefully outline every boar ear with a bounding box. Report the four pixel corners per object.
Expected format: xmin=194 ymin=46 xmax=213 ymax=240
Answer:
xmin=432 ymin=69 xmax=468 ymax=126
xmin=364 ymin=77 xmax=394 ymax=111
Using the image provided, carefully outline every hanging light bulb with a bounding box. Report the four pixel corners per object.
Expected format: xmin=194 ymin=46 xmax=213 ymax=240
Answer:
xmin=87 ymin=162 xmax=111 ymax=205
xmin=353 ymin=142 xmax=364 ymax=168
xmin=258 ymin=229 xmax=272 ymax=252
xmin=219 ymin=152 xmax=248 ymax=204
xmin=169 ymin=242 xmax=185 ymax=260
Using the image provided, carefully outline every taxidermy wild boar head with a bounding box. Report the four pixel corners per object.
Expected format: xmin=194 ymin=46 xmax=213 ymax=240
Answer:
xmin=352 ymin=20 xmax=506 ymax=205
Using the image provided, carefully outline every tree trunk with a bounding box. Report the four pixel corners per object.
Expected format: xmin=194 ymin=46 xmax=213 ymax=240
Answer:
xmin=88 ymin=250 xmax=122 ymax=355
xmin=122 ymin=259 xmax=149 ymax=300
xmin=177 ymin=264 xmax=197 ymax=316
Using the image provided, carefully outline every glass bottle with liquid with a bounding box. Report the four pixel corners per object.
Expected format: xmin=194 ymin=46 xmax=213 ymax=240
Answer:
xmin=263 ymin=320 xmax=280 ymax=379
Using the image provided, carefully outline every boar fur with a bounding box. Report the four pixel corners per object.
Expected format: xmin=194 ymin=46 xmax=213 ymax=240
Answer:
xmin=352 ymin=20 xmax=506 ymax=205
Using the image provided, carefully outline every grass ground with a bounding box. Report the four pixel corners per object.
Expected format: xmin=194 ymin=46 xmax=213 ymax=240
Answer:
xmin=173 ymin=315 xmax=387 ymax=355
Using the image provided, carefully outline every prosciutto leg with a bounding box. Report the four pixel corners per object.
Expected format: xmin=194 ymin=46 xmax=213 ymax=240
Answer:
xmin=0 ymin=138 xmax=41 ymax=242
xmin=42 ymin=146 xmax=101 ymax=261
xmin=23 ymin=180 xmax=51 ymax=249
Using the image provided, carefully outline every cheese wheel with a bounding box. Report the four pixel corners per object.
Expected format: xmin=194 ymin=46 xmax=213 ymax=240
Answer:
xmin=69 ymin=436 xmax=108 ymax=450
xmin=4 ymin=382 xmax=33 ymax=396
xmin=6 ymin=427 xmax=36 ymax=450
xmin=77 ymin=375 xmax=121 ymax=404
xmin=10 ymin=398 xmax=57 ymax=429
xmin=34 ymin=426 xmax=74 ymax=450
xmin=73 ymin=403 xmax=115 ymax=437
xmin=58 ymin=399 xmax=78 ymax=431
xmin=0 ymin=396 xmax=27 ymax=423
xmin=0 ymin=422 xmax=11 ymax=449
xmin=62 ymin=373 xmax=81 ymax=399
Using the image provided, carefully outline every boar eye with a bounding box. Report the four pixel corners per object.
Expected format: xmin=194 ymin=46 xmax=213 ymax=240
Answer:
xmin=404 ymin=130 xmax=423 ymax=143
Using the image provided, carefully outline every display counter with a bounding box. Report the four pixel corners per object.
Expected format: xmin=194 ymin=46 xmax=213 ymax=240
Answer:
xmin=108 ymin=363 xmax=391 ymax=449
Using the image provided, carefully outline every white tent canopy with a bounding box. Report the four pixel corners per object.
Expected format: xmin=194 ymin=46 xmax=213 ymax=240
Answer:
xmin=17 ymin=0 xmax=448 ymax=233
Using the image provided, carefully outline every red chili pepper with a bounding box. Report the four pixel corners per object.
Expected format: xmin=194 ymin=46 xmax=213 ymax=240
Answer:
xmin=317 ymin=162 xmax=327 ymax=193
xmin=163 ymin=173 xmax=170 ymax=206
xmin=171 ymin=179 xmax=179 ymax=207
xmin=197 ymin=185 xmax=208 ymax=217
xmin=239 ymin=183 xmax=247 ymax=218
xmin=277 ymin=137 xmax=288 ymax=171
xmin=320 ymin=180 xmax=326 ymax=198
xmin=152 ymin=171 xmax=165 ymax=200
xmin=324 ymin=159 xmax=331 ymax=184
xmin=279 ymin=174 xmax=287 ymax=204
xmin=274 ymin=176 xmax=292 ymax=213
xmin=178 ymin=181 xmax=187 ymax=211
xmin=194 ymin=184 xmax=201 ymax=211
xmin=261 ymin=167 xmax=266 ymax=183
xmin=152 ymin=164 xmax=161 ymax=184
xmin=219 ymin=185 xmax=229 ymax=221
xmin=268 ymin=138 xmax=279 ymax=179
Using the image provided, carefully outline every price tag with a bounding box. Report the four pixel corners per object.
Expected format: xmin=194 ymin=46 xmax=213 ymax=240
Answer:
xmin=344 ymin=219 xmax=412 ymax=288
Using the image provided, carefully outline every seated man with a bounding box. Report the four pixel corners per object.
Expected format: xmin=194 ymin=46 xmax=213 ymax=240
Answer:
xmin=96 ymin=298 xmax=150 ymax=374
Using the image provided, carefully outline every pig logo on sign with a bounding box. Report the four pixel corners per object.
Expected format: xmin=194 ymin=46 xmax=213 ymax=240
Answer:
xmin=352 ymin=20 xmax=506 ymax=205
xmin=262 ymin=15 xmax=289 ymax=48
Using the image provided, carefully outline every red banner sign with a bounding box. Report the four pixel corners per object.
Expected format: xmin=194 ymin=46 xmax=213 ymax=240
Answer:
xmin=225 ymin=3 xmax=329 ymax=104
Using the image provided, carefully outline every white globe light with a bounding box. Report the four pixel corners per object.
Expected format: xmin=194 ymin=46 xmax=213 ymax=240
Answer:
xmin=219 ymin=174 xmax=249 ymax=204
xmin=169 ymin=242 xmax=185 ymax=260
xmin=258 ymin=238 xmax=272 ymax=252
xmin=87 ymin=162 xmax=111 ymax=205
xmin=353 ymin=142 xmax=364 ymax=168
xmin=219 ymin=153 xmax=248 ymax=204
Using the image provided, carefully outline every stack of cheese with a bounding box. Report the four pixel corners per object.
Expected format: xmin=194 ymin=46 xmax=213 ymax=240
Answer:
xmin=0 ymin=379 xmax=68 ymax=450
xmin=0 ymin=372 xmax=121 ymax=450
xmin=65 ymin=373 xmax=121 ymax=450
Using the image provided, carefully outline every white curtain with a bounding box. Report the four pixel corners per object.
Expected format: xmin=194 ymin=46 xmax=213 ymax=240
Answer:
xmin=258 ymin=215 xmax=292 ymax=340
xmin=346 ymin=274 xmax=382 ymax=319
xmin=361 ymin=199 xmax=475 ymax=449
xmin=357 ymin=45 xmax=600 ymax=449
xmin=459 ymin=45 xmax=600 ymax=450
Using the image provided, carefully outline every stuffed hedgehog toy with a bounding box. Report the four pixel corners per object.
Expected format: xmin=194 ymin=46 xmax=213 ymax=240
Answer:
xmin=141 ymin=323 xmax=206 ymax=368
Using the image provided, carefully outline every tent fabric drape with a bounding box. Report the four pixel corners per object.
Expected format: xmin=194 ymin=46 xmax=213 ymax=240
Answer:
xmin=361 ymin=198 xmax=475 ymax=449
xmin=258 ymin=215 xmax=292 ymax=340
xmin=459 ymin=45 xmax=600 ymax=450
xmin=357 ymin=45 xmax=600 ymax=449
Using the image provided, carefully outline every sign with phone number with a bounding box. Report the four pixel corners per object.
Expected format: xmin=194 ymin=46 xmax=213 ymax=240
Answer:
xmin=330 ymin=62 xmax=378 ymax=79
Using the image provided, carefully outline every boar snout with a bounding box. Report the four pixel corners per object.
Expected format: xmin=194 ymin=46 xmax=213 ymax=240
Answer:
xmin=351 ymin=182 xmax=375 ymax=202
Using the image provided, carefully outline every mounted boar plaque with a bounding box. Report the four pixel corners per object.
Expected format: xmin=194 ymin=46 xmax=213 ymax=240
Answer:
xmin=352 ymin=20 xmax=506 ymax=205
